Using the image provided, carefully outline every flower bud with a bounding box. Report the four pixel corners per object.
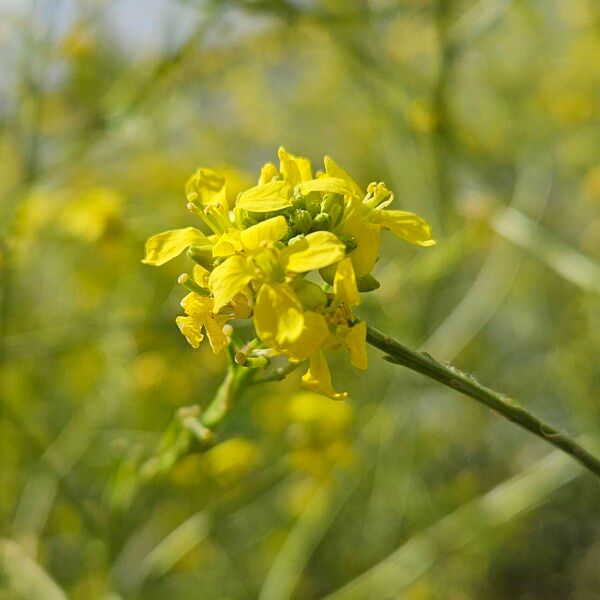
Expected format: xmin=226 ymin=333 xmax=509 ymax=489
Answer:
xmin=321 ymin=193 xmax=343 ymax=214
xmin=292 ymin=279 xmax=328 ymax=310
xmin=187 ymin=245 xmax=215 ymax=270
xmin=293 ymin=209 xmax=312 ymax=234
xmin=311 ymin=213 xmax=331 ymax=232
xmin=304 ymin=192 xmax=321 ymax=217
xmin=291 ymin=192 xmax=306 ymax=210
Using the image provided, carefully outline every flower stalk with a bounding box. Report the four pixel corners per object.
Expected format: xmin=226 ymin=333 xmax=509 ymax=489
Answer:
xmin=365 ymin=323 xmax=600 ymax=478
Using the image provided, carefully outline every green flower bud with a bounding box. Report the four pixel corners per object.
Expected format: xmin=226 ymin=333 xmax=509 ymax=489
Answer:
xmin=305 ymin=192 xmax=321 ymax=217
xmin=187 ymin=245 xmax=215 ymax=270
xmin=321 ymin=193 xmax=343 ymax=214
xmin=329 ymin=203 xmax=342 ymax=226
xmin=293 ymin=209 xmax=312 ymax=234
xmin=288 ymin=234 xmax=305 ymax=247
xmin=357 ymin=273 xmax=380 ymax=292
xmin=311 ymin=212 xmax=331 ymax=232
xmin=292 ymin=279 xmax=328 ymax=310
xmin=291 ymin=192 xmax=306 ymax=210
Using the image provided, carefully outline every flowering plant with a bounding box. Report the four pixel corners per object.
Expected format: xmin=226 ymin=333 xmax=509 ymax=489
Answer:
xmin=143 ymin=148 xmax=600 ymax=481
xmin=143 ymin=147 xmax=434 ymax=400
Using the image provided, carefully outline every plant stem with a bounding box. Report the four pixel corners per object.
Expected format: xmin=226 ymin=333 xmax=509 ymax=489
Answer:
xmin=201 ymin=364 xmax=255 ymax=429
xmin=365 ymin=323 xmax=600 ymax=479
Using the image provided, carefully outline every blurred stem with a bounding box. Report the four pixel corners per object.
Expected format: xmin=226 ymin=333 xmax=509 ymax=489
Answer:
xmin=201 ymin=353 xmax=257 ymax=430
xmin=365 ymin=323 xmax=600 ymax=479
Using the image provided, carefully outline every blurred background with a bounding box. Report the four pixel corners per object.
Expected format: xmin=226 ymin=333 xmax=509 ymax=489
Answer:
xmin=1 ymin=0 xmax=600 ymax=598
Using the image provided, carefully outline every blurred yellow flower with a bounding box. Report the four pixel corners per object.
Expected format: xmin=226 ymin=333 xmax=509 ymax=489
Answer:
xmin=203 ymin=437 xmax=260 ymax=486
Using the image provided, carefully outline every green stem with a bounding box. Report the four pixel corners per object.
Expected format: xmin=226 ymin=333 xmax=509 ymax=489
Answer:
xmin=365 ymin=323 xmax=600 ymax=479
xmin=201 ymin=359 xmax=256 ymax=430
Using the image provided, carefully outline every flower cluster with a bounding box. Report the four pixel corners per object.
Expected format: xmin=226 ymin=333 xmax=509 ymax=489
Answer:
xmin=143 ymin=148 xmax=434 ymax=399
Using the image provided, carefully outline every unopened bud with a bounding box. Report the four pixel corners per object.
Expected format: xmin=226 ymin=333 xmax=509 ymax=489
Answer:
xmin=291 ymin=193 xmax=306 ymax=210
xmin=311 ymin=212 xmax=331 ymax=232
xmin=292 ymin=279 xmax=328 ymax=310
xmin=305 ymin=192 xmax=321 ymax=217
xmin=187 ymin=245 xmax=215 ymax=270
xmin=294 ymin=209 xmax=312 ymax=234
xmin=321 ymin=193 xmax=343 ymax=214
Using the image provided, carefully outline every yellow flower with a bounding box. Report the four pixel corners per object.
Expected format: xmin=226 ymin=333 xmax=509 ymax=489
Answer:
xmin=175 ymin=292 xmax=231 ymax=353
xmin=143 ymin=147 xmax=436 ymax=401
xmin=299 ymin=156 xmax=436 ymax=277
xmin=268 ymin=258 xmax=367 ymax=400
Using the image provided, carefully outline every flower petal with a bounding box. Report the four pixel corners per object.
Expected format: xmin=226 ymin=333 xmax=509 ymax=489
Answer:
xmin=186 ymin=168 xmax=228 ymax=210
xmin=208 ymin=255 xmax=255 ymax=312
xmin=345 ymin=321 xmax=367 ymax=370
xmin=333 ymin=257 xmax=360 ymax=307
xmin=203 ymin=315 xmax=229 ymax=354
xmin=212 ymin=231 xmax=243 ymax=257
xmin=237 ymin=180 xmax=292 ymax=212
xmin=301 ymin=350 xmax=348 ymax=401
xmin=258 ymin=162 xmax=279 ymax=185
xmin=373 ymin=210 xmax=435 ymax=246
xmin=254 ymin=283 xmax=305 ymax=346
xmin=283 ymin=311 xmax=330 ymax=362
xmin=284 ymin=231 xmax=346 ymax=273
xmin=299 ymin=177 xmax=356 ymax=197
xmin=142 ymin=227 xmax=208 ymax=266
xmin=240 ymin=216 xmax=288 ymax=251
xmin=323 ymin=156 xmax=363 ymax=198
xmin=278 ymin=147 xmax=313 ymax=185
xmin=341 ymin=215 xmax=381 ymax=278
xmin=176 ymin=315 xmax=203 ymax=348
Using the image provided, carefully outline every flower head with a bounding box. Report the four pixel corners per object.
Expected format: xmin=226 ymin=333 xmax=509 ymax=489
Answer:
xmin=143 ymin=147 xmax=435 ymax=399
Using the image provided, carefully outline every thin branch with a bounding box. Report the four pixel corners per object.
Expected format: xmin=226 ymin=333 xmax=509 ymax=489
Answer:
xmin=365 ymin=323 xmax=600 ymax=479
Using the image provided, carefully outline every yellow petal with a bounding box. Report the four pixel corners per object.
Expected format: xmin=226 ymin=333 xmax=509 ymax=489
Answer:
xmin=259 ymin=162 xmax=279 ymax=185
xmin=284 ymin=231 xmax=346 ymax=273
xmin=278 ymin=147 xmax=313 ymax=185
xmin=142 ymin=227 xmax=208 ymax=266
xmin=193 ymin=264 xmax=210 ymax=287
xmin=176 ymin=315 xmax=203 ymax=348
xmin=203 ymin=315 xmax=229 ymax=354
xmin=373 ymin=210 xmax=436 ymax=246
xmin=240 ymin=215 xmax=288 ymax=251
xmin=298 ymin=177 xmax=356 ymax=197
xmin=209 ymin=256 xmax=255 ymax=312
xmin=254 ymin=283 xmax=305 ymax=346
xmin=237 ymin=180 xmax=293 ymax=212
xmin=181 ymin=291 xmax=212 ymax=315
xmin=301 ymin=350 xmax=348 ymax=401
xmin=212 ymin=230 xmax=243 ymax=257
xmin=323 ymin=156 xmax=363 ymax=198
xmin=345 ymin=321 xmax=367 ymax=370
xmin=284 ymin=311 xmax=330 ymax=362
xmin=341 ymin=214 xmax=381 ymax=278
xmin=333 ymin=257 xmax=360 ymax=307
xmin=186 ymin=168 xmax=228 ymax=210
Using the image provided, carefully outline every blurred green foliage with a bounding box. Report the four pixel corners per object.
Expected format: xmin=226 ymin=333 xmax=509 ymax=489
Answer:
xmin=1 ymin=0 xmax=599 ymax=598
